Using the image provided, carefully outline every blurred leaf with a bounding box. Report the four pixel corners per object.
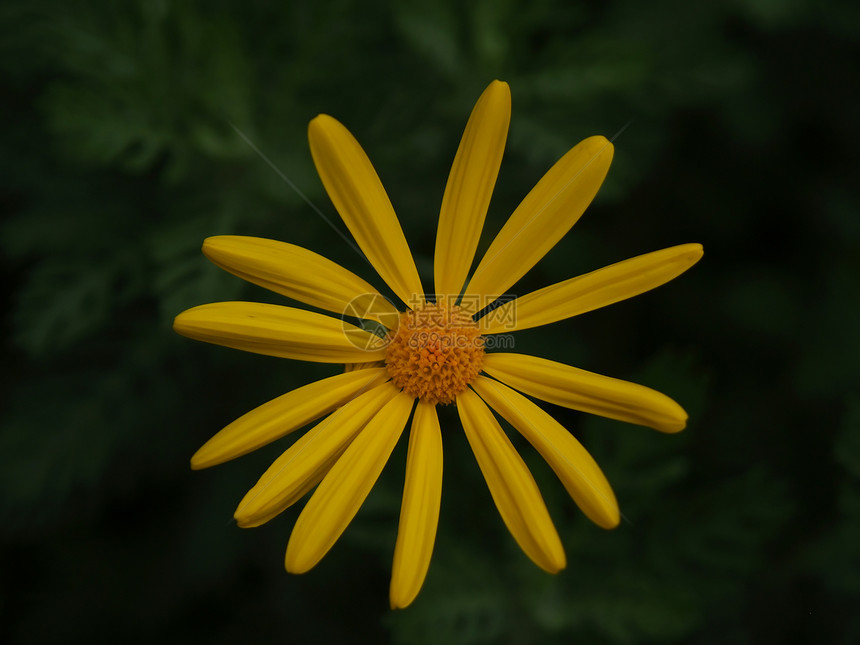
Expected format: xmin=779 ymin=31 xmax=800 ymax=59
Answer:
xmin=806 ymin=396 xmax=860 ymax=596
xmin=13 ymin=256 xmax=141 ymax=356
xmin=40 ymin=1 xmax=253 ymax=178
xmin=393 ymin=2 xmax=462 ymax=79
xmin=388 ymin=549 xmax=509 ymax=645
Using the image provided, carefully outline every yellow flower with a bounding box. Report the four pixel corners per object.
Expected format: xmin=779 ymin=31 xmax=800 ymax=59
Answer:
xmin=174 ymin=80 xmax=702 ymax=609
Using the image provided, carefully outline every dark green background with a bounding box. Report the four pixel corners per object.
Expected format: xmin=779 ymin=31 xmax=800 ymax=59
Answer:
xmin=3 ymin=1 xmax=859 ymax=643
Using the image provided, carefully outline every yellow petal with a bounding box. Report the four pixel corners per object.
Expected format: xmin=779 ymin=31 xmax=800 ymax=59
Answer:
xmin=456 ymin=388 xmax=566 ymax=573
xmin=191 ymin=367 xmax=389 ymax=470
xmin=390 ymin=403 xmax=443 ymax=609
xmin=173 ymin=302 xmax=387 ymax=363
xmin=344 ymin=360 xmax=385 ymax=372
xmin=234 ymin=382 xmax=399 ymax=528
xmin=463 ymin=136 xmax=614 ymax=312
xmin=480 ymin=243 xmax=704 ymax=334
xmin=482 ymin=353 xmax=687 ymax=433
xmin=285 ymin=391 xmax=414 ymax=573
xmin=203 ymin=235 xmax=400 ymax=328
xmin=434 ymin=81 xmax=510 ymax=302
xmin=309 ymin=115 xmax=423 ymax=307
xmin=471 ymin=376 xmax=619 ymax=528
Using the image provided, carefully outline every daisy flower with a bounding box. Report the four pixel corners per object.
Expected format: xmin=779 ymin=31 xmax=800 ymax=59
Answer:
xmin=174 ymin=80 xmax=702 ymax=609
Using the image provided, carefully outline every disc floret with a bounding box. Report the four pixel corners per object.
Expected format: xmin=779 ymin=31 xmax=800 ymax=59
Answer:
xmin=385 ymin=302 xmax=484 ymax=405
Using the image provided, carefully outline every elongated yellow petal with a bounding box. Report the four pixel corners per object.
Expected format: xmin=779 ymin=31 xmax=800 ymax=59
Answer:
xmin=173 ymin=302 xmax=387 ymax=363
xmin=483 ymin=353 xmax=687 ymax=433
xmin=309 ymin=115 xmax=423 ymax=307
xmin=471 ymin=376 xmax=619 ymax=528
xmin=285 ymin=392 xmax=415 ymax=573
xmin=234 ymin=382 xmax=399 ymax=528
xmin=434 ymin=81 xmax=510 ymax=302
xmin=191 ymin=367 xmax=389 ymax=470
xmin=456 ymin=388 xmax=565 ymax=573
xmin=463 ymin=136 xmax=614 ymax=312
xmin=202 ymin=236 xmax=400 ymax=328
xmin=480 ymin=244 xmax=704 ymax=334
xmin=390 ymin=403 xmax=443 ymax=609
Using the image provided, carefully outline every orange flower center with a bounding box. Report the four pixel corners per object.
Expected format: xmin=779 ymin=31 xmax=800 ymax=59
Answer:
xmin=385 ymin=302 xmax=484 ymax=405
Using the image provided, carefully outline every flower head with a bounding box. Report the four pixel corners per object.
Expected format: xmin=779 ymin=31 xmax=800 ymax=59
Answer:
xmin=174 ymin=80 xmax=702 ymax=609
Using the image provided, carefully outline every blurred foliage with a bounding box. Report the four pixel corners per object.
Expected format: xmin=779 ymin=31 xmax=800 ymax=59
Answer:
xmin=2 ymin=0 xmax=859 ymax=643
